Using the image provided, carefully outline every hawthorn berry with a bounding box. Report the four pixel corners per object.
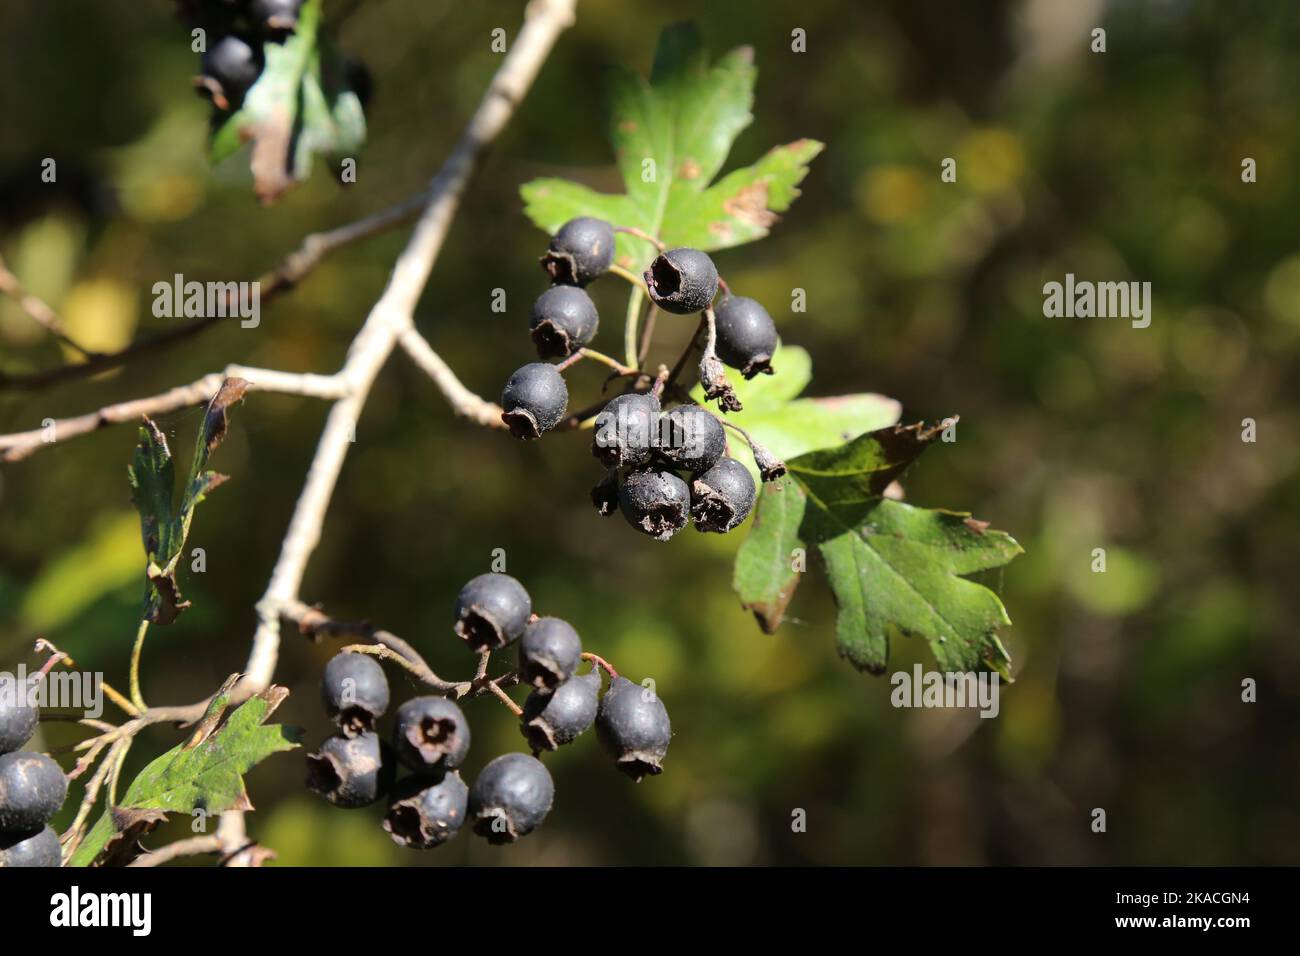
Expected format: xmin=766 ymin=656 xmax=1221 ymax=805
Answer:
xmin=305 ymin=732 xmax=393 ymax=809
xmin=321 ymin=652 xmax=390 ymax=736
xmin=644 ymin=247 xmax=718 ymax=315
xmin=529 ymin=285 xmax=600 ymax=358
xmin=618 ymin=467 xmax=690 ymax=541
xmin=0 ymin=752 xmax=68 ymax=832
xmin=595 ymin=676 xmax=671 ymax=782
xmin=691 ymin=457 xmax=756 ymax=533
xmin=453 ymin=572 xmax=532 ymax=651
xmin=249 ymin=0 xmax=302 ymax=31
xmin=590 ymin=468 xmax=620 ymax=517
xmin=201 ymin=35 xmax=263 ymax=103
xmin=393 ymin=696 xmax=471 ymax=774
xmin=501 ymin=362 xmax=568 ymax=440
xmin=658 ymin=404 xmax=725 ymax=473
xmin=383 ymin=772 xmax=468 ymax=849
xmin=0 ymin=826 xmax=61 ymax=868
xmin=519 ymin=617 xmax=583 ymax=692
xmin=0 ymin=684 xmax=38 ymax=755
xmin=520 ymin=670 xmax=600 ymax=751
xmin=713 ymin=295 xmax=778 ymax=378
xmin=541 ymin=217 xmax=615 ymax=286
xmin=469 ymin=753 xmax=554 ymax=844
xmin=592 ymin=392 xmax=661 ymax=468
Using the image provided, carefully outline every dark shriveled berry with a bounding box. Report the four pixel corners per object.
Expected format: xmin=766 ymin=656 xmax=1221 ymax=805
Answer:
xmin=0 ymin=827 xmax=61 ymax=868
xmin=393 ymin=696 xmax=471 ymax=774
xmin=501 ymin=363 xmax=568 ymax=440
xmin=453 ymin=572 xmax=532 ymax=651
xmin=0 ymin=752 xmax=67 ymax=832
xmin=691 ymin=457 xmax=757 ymax=533
xmin=540 ymin=217 xmax=615 ymax=286
xmin=529 ymin=285 xmax=600 ymax=358
xmin=521 ymin=670 xmax=600 ymax=751
xmin=383 ymin=772 xmax=468 ymax=849
xmin=592 ymin=392 xmax=660 ymax=468
xmin=0 ymin=680 xmax=38 ymax=755
xmin=596 ymin=677 xmax=671 ymax=782
xmin=321 ymin=652 xmax=390 ymax=736
xmin=305 ymin=732 xmax=393 ymax=809
xmin=658 ymin=404 xmax=725 ymax=473
xmin=519 ymin=617 xmax=583 ymax=692
xmin=591 ymin=468 xmax=619 ymax=516
xmin=469 ymin=753 xmax=554 ymax=844
xmin=644 ymin=248 xmax=719 ymax=315
xmin=713 ymin=295 xmax=778 ymax=378
xmin=618 ymin=468 xmax=690 ymax=541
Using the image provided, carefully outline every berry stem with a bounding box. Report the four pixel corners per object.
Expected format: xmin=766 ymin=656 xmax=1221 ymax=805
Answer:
xmin=638 ymin=303 xmax=660 ymax=365
xmin=341 ymin=643 xmax=473 ymax=698
xmin=580 ymin=651 xmax=619 ymax=680
xmin=716 ymin=276 xmax=731 ymax=298
xmin=607 ymin=263 xmax=642 ymax=287
xmin=128 ymin=618 xmax=150 ymax=712
xmin=623 ymin=284 xmax=646 ymax=370
xmin=613 ymin=224 xmax=666 ymax=252
xmin=484 ymin=679 xmax=523 ymax=717
xmin=577 ymin=347 xmax=638 ymax=376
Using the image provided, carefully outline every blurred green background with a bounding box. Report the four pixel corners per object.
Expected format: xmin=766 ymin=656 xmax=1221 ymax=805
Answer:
xmin=2 ymin=0 xmax=1298 ymax=866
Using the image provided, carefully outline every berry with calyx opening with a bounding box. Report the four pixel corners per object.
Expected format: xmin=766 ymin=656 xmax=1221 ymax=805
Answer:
xmin=592 ymin=392 xmax=660 ymax=468
xmin=520 ymin=670 xmax=600 ymax=751
xmin=519 ymin=617 xmax=582 ymax=692
xmin=540 ymin=217 xmax=615 ymax=287
xmin=453 ymin=572 xmax=532 ymax=651
xmin=393 ymin=696 xmax=471 ymax=774
xmin=658 ymin=404 xmax=725 ymax=473
xmin=618 ymin=467 xmax=690 ymax=541
xmin=691 ymin=457 xmax=756 ymax=533
xmin=469 ymin=753 xmax=554 ymax=844
xmin=321 ymin=652 xmax=390 ymax=736
xmin=591 ymin=468 xmax=620 ymax=516
xmin=713 ymin=295 xmax=778 ymax=378
xmin=305 ymin=732 xmax=393 ymax=809
xmin=529 ymin=285 xmax=600 ymax=358
xmin=501 ymin=362 xmax=568 ymax=440
xmin=643 ymin=248 xmax=718 ymax=315
xmin=0 ymin=682 xmax=38 ymax=755
xmin=0 ymin=752 xmax=67 ymax=832
xmin=201 ymin=35 xmax=263 ymax=105
xmin=596 ymin=676 xmax=671 ymax=782
xmin=0 ymin=827 xmax=61 ymax=868
xmin=383 ymin=772 xmax=468 ymax=849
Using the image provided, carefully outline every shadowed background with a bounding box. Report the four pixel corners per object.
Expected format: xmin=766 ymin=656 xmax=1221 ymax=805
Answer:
xmin=1 ymin=0 xmax=1297 ymax=865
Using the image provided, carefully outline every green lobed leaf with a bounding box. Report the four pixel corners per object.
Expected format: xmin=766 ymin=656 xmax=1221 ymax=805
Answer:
xmin=68 ymin=687 xmax=300 ymax=867
xmin=734 ymin=422 xmax=1022 ymax=677
xmin=520 ymin=24 xmax=823 ymax=273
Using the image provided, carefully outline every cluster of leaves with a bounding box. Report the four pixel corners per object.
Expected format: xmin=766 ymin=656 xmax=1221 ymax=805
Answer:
xmin=523 ymin=25 xmax=1022 ymax=677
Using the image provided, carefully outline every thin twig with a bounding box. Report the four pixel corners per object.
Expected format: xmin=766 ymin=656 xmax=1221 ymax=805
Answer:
xmin=127 ymin=835 xmax=222 ymax=867
xmin=484 ymin=679 xmax=523 ymax=716
xmin=396 ymin=327 xmax=506 ymax=429
xmin=0 ymin=254 xmax=102 ymax=358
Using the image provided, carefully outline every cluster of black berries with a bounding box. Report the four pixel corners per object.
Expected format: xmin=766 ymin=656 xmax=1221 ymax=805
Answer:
xmin=500 ymin=218 xmax=783 ymax=542
xmin=178 ymin=0 xmax=305 ymax=111
xmin=307 ymin=572 xmax=672 ymax=849
xmin=0 ymin=682 xmax=67 ymax=867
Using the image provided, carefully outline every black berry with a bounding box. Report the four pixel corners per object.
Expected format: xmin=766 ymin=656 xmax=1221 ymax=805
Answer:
xmin=521 ymin=670 xmax=599 ymax=751
xmin=713 ymin=295 xmax=778 ymax=378
xmin=201 ymin=35 xmax=263 ymax=103
xmin=644 ymin=248 xmax=718 ymax=315
xmin=619 ymin=467 xmax=690 ymax=541
xmin=0 ymin=681 xmax=38 ymax=755
xmin=595 ymin=676 xmax=671 ymax=782
xmin=250 ymin=0 xmax=302 ymax=31
xmin=690 ymin=457 xmax=756 ymax=533
xmin=519 ymin=617 xmax=583 ymax=692
xmin=591 ymin=468 xmax=619 ymax=516
xmin=501 ymin=362 xmax=568 ymax=440
xmin=0 ymin=827 xmax=61 ymax=868
xmin=305 ymin=732 xmax=393 ymax=809
xmin=592 ymin=392 xmax=660 ymax=468
xmin=658 ymin=404 xmax=725 ymax=473
xmin=0 ymin=752 xmax=68 ymax=831
xmin=321 ymin=652 xmax=390 ymax=736
xmin=393 ymin=696 xmax=471 ymax=774
xmin=469 ymin=753 xmax=554 ymax=844
xmin=529 ymin=285 xmax=600 ymax=358
xmin=453 ymin=572 xmax=532 ymax=651
xmin=383 ymin=772 xmax=468 ymax=849
xmin=541 ymin=217 xmax=615 ymax=286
